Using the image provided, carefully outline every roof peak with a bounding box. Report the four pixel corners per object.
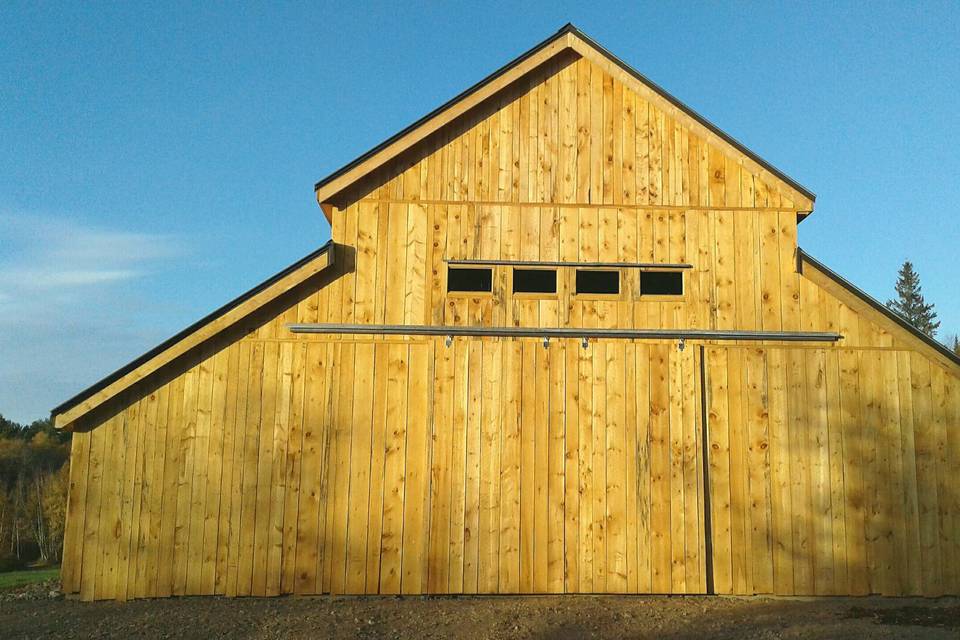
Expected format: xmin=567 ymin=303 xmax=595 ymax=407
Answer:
xmin=313 ymin=25 xmax=815 ymax=211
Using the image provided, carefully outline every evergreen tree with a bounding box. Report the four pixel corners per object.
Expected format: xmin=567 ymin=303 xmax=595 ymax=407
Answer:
xmin=886 ymin=261 xmax=940 ymax=338
xmin=953 ymin=336 xmax=960 ymax=357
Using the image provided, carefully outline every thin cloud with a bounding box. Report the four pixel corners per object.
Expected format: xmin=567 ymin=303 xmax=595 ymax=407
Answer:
xmin=0 ymin=212 xmax=182 ymax=304
xmin=0 ymin=267 xmax=141 ymax=288
xmin=0 ymin=211 xmax=186 ymax=423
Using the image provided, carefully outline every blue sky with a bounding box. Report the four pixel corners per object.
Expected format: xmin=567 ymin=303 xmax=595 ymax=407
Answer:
xmin=1 ymin=2 xmax=958 ymax=422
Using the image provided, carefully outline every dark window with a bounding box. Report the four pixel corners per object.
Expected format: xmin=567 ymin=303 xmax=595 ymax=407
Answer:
xmin=576 ymin=269 xmax=620 ymax=295
xmin=640 ymin=270 xmax=684 ymax=296
xmin=513 ymin=268 xmax=557 ymax=294
xmin=447 ymin=267 xmax=493 ymax=293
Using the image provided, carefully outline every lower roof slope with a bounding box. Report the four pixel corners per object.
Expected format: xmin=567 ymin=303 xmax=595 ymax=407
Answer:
xmin=52 ymin=241 xmax=335 ymax=429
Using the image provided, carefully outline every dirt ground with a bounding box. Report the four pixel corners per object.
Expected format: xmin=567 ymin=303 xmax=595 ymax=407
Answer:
xmin=1 ymin=580 xmax=958 ymax=639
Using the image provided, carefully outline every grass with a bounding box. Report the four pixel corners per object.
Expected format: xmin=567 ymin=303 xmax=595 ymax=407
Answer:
xmin=0 ymin=566 xmax=60 ymax=591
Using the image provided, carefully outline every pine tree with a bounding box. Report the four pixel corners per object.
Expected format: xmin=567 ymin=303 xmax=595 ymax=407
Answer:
xmin=886 ymin=260 xmax=940 ymax=337
xmin=953 ymin=336 xmax=960 ymax=357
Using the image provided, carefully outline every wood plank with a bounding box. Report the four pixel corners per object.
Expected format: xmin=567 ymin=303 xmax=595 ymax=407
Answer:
xmin=634 ymin=345 xmax=652 ymax=593
xmin=605 ymin=342 xmax=627 ymax=592
xmin=563 ymin=340 xmax=580 ymax=592
xmin=783 ymin=349 xmax=812 ymax=594
xmin=623 ymin=342 xmax=639 ymax=593
xmin=806 ymin=349 xmax=834 ymax=595
xmin=946 ymin=374 xmax=960 ymax=594
xmin=401 ymin=344 xmax=432 ymax=594
xmin=479 ymin=340 xmax=502 ymax=593
xmin=132 ymin=401 xmax=156 ymax=602
xmin=705 ymin=348 xmax=732 ymax=594
xmin=668 ymin=346 xmax=686 ymax=593
xmin=591 ymin=342 xmax=608 ymax=590
xmin=236 ymin=343 xmax=264 ymax=596
xmin=363 ymin=343 xmax=390 ymax=593
xmin=725 ymin=349 xmax=749 ymax=593
xmin=895 ymin=351 xmax=922 ymax=595
xmin=156 ymin=374 xmax=184 ymax=597
xmin=882 ymin=351 xmax=908 ymax=595
xmin=293 ymin=342 xmax=326 ymax=594
xmin=62 ymin=429 xmax=91 ymax=594
xmin=200 ymin=348 xmax=228 ymax=595
xmin=115 ymin=399 xmax=141 ymax=600
xmin=533 ymin=343 xmax=550 ymax=591
xmin=250 ymin=342 xmax=279 ymax=595
xmin=279 ymin=343 xmax=306 ymax=594
xmin=95 ymin=412 xmax=125 ymax=600
xmin=859 ymin=350 xmax=884 ymax=594
xmin=345 ymin=344 xmax=375 ymax=593
xmin=838 ymin=349 xmax=869 ymax=595
xmin=767 ymin=349 xmax=794 ymax=595
xmin=427 ymin=339 xmax=455 ymax=592
xmin=681 ymin=347 xmax=703 ymax=593
xmin=462 ymin=340 xmax=483 ymax=592
xmin=79 ymin=418 xmax=107 ymax=600
xmin=214 ymin=344 xmax=240 ymax=596
xmin=519 ymin=340 xmax=536 ymax=591
xmin=649 ymin=343 xmax=671 ymax=592
xmin=577 ymin=335 xmax=594 ymax=592
xmin=824 ymin=349 xmax=849 ymax=595
xmin=448 ymin=340 xmax=468 ymax=592
xmin=910 ymin=352 xmax=942 ymax=595
xmin=930 ymin=365 xmax=955 ymax=593
xmin=379 ymin=344 xmax=409 ymax=594
xmin=315 ymin=343 xmax=336 ymax=592
xmin=499 ymin=340 xmax=522 ymax=592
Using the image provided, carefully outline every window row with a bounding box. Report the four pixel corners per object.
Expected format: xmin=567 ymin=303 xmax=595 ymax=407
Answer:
xmin=447 ymin=266 xmax=684 ymax=297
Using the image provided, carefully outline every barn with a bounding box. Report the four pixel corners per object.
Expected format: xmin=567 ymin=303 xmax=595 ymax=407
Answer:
xmin=54 ymin=25 xmax=959 ymax=601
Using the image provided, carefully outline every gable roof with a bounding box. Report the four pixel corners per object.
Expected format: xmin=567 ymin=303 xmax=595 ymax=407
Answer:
xmin=799 ymin=249 xmax=960 ymax=372
xmin=313 ymin=23 xmax=816 ymax=217
xmin=52 ymin=241 xmax=335 ymax=430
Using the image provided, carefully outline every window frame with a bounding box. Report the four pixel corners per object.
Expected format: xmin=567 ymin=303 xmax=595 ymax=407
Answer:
xmin=572 ymin=267 xmax=623 ymax=300
xmin=510 ymin=266 xmax=559 ymax=299
xmin=445 ymin=265 xmax=495 ymax=298
xmin=638 ymin=268 xmax=686 ymax=300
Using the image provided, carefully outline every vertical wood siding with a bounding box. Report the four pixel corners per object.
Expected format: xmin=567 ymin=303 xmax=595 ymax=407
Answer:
xmin=705 ymin=346 xmax=960 ymax=596
xmin=62 ymin=339 xmax=716 ymax=599
xmin=58 ymin=49 xmax=960 ymax=600
xmin=61 ymin=335 xmax=960 ymax=599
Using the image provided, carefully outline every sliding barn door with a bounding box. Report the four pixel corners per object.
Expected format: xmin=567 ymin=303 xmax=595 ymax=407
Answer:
xmin=310 ymin=338 xmax=706 ymax=595
xmin=703 ymin=345 xmax=960 ymax=597
xmin=423 ymin=338 xmax=706 ymax=595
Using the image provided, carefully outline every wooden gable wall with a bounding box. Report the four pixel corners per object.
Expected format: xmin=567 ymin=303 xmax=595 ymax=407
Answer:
xmin=58 ymin=46 xmax=960 ymax=602
xmin=312 ymin=53 xmax=907 ymax=352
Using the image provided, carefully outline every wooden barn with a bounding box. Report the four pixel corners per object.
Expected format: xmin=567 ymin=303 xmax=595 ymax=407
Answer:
xmin=55 ymin=25 xmax=959 ymax=601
